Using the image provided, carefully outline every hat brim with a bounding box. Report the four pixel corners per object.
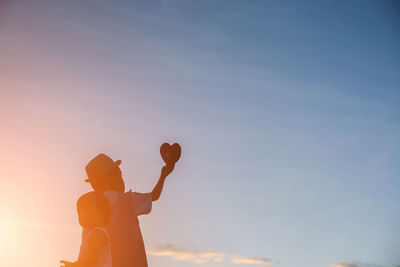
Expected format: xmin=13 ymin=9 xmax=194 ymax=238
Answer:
xmin=84 ymin=160 xmax=121 ymax=182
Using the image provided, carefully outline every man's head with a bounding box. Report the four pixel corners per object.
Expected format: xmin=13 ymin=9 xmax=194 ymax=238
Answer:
xmin=85 ymin=153 xmax=125 ymax=193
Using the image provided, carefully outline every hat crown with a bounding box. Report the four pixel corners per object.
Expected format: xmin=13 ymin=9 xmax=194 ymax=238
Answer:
xmin=86 ymin=153 xmax=119 ymax=180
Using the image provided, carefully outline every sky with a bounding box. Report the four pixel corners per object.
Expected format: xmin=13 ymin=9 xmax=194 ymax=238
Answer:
xmin=0 ymin=1 xmax=399 ymax=267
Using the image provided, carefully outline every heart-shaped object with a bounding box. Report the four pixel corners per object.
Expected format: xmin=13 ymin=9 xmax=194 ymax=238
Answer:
xmin=160 ymin=143 xmax=181 ymax=165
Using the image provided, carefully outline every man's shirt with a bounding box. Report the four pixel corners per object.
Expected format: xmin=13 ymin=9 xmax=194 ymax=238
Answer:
xmin=103 ymin=190 xmax=152 ymax=216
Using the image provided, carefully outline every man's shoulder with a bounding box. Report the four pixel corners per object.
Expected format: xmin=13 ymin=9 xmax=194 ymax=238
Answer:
xmin=103 ymin=190 xmax=138 ymax=209
xmin=103 ymin=190 xmax=124 ymax=206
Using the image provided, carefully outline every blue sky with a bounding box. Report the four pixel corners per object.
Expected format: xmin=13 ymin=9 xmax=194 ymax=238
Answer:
xmin=0 ymin=1 xmax=399 ymax=267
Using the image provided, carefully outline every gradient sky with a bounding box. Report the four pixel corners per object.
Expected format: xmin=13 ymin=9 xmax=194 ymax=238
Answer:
xmin=0 ymin=1 xmax=399 ymax=267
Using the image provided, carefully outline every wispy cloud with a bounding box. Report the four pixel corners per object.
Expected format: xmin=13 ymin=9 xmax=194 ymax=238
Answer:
xmin=330 ymin=263 xmax=384 ymax=267
xmin=148 ymin=245 xmax=274 ymax=265
xmin=232 ymin=255 xmax=274 ymax=266
xmin=330 ymin=264 xmax=360 ymax=267
xmin=148 ymin=245 xmax=225 ymax=263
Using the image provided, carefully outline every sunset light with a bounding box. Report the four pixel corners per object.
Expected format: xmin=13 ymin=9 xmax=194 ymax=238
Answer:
xmin=1 ymin=1 xmax=399 ymax=267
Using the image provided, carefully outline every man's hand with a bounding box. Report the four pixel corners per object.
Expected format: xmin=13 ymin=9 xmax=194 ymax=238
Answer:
xmin=161 ymin=164 xmax=174 ymax=178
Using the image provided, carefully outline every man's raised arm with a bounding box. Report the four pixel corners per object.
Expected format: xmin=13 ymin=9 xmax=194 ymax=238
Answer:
xmin=151 ymin=164 xmax=174 ymax=201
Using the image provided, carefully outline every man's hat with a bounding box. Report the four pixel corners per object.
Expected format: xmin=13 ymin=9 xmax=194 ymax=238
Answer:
xmin=85 ymin=153 xmax=121 ymax=182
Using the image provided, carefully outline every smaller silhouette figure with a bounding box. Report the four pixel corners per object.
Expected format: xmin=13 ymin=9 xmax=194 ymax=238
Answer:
xmin=60 ymin=191 xmax=112 ymax=267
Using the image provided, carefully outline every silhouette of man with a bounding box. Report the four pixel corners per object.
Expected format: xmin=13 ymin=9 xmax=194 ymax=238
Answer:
xmin=82 ymin=153 xmax=174 ymax=267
